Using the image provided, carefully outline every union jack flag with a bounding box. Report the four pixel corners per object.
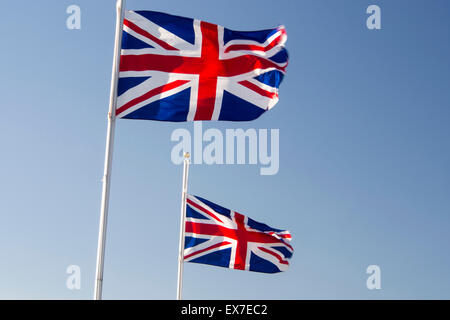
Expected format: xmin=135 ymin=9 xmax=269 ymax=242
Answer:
xmin=117 ymin=10 xmax=288 ymax=122
xmin=184 ymin=195 xmax=293 ymax=273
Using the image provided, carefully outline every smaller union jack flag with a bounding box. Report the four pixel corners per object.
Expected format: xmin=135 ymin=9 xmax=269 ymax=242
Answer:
xmin=184 ymin=195 xmax=293 ymax=273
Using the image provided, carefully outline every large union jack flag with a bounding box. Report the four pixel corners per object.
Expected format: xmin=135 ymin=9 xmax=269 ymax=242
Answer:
xmin=116 ymin=11 xmax=288 ymax=122
xmin=184 ymin=195 xmax=293 ymax=273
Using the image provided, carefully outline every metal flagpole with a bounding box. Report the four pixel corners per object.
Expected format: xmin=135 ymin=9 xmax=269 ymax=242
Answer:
xmin=177 ymin=152 xmax=191 ymax=300
xmin=94 ymin=0 xmax=126 ymax=300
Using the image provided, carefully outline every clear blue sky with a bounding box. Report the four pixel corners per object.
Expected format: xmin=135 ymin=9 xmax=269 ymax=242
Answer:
xmin=0 ymin=0 xmax=449 ymax=299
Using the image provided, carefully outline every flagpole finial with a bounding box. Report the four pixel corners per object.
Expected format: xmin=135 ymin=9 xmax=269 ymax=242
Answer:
xmin=184 ymin=152 xmax=190 ymax=159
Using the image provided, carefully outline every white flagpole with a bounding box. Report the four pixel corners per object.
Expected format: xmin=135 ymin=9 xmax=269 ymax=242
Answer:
xmin=177 ymin=152 xmax=191 ymax=300
xmin=94 ymin=0 xmax=126 ymax=300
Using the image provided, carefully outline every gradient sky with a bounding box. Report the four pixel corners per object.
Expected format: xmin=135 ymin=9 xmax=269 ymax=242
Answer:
xmin=0 ymin=0 xmax=449 ymax=299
